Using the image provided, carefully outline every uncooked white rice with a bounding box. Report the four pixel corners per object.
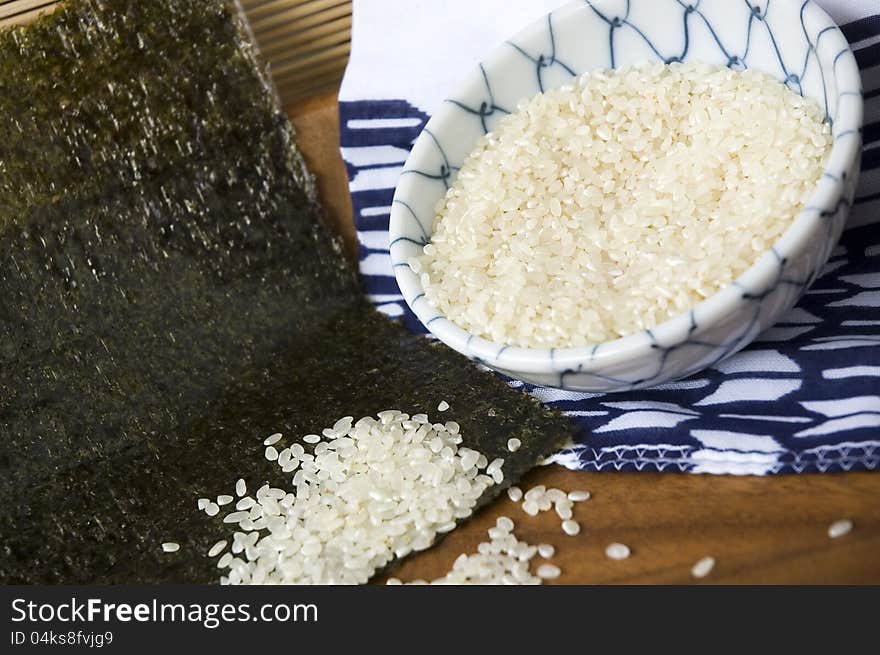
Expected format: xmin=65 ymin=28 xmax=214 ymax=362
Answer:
xmin=691 ymin=556 xmax=715 ymax=578
xmin=828 ymin=518 xmax=853 ymax=539
xmin=555 ymin=502 xmax=573 ymax=518
xmin=513 ymin=484 xmax=585 ymax=539
xmin=538 ymin=543 xmax=555 ymax=559
xmin=486 ymin=457 xmax=505 ymax=484
xmin=389 ymin=483 xmax=604 ymax=584
xmin=208 ymin=540 xmax=227 ymax=557
xmin=605 ymin=543 xmax=631 ymax=560
xmin=416 ymin=61 xmax=832 ymax=348
xmin=199 ymin=410 xmax=502 ymax=585
xmin=161 ymin=542 xmax=180 ymax=553
xmin=188 ymin=432 xmax=603 ymax=587
xmin=536 ymin=563 xmax=561 ymax=579
xmin=397 ymin=519 xmax=554 ymax=585
xmin=561 ymin=520 xmax=581 ymax=536
xmin=507 ymin=438 xmax=521 ymax=452
xmin=437 ymin=401 xmax=450 ymax=412
xmin=182 ymin=423 xmax=604 ymax=584
xmin=496 ymin=516 xmax=515 ymax=532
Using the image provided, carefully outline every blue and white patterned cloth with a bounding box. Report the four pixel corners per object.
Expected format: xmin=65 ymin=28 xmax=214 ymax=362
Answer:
xmin=338 ymin=0 xmax=880 ymax=475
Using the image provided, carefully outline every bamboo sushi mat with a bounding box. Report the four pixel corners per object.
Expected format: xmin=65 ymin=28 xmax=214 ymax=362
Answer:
xmin=0 ymin=0 xmax=352 ymax=104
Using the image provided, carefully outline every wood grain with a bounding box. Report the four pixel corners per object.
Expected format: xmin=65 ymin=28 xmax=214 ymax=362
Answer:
xmin=247 ymin=0 xmax=351 ymax=104
xmin=0 ymin=0 xmax=58 ymax=26
xmin=288 ymin=91 xmax=357 ymax=263
xmin=287 ymin=91 xmax=880 ymax=585
xmin=377 ymin=467 xmax=880 ymax=584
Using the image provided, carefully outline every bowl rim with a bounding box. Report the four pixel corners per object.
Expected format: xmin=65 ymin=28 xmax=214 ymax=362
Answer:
xmin=389 ymin=0 xmax=864 ymax=376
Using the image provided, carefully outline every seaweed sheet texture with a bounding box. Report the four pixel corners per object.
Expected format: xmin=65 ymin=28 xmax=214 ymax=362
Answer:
xmin=0 ymin=0 xmax=571 ymax=583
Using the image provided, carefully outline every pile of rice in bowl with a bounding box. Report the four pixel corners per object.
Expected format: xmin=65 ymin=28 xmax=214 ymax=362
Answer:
xmin=414 ymin=62 xmax=832 ymax=349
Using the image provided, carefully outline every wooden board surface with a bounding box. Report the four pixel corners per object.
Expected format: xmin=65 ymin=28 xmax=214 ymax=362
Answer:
xmin=288 ymin=91 xmax=880 ymax=585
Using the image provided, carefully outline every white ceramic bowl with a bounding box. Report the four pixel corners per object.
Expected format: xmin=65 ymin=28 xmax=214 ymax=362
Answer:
xmin=390 ymin=0 xmax=863 ymax=392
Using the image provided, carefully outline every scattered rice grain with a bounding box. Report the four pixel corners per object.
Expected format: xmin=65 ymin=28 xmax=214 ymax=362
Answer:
xmin=496 ymin=516 xmax=515 ymax=532
xmin=691 ymin=556 xmax=715 ymax=579
xmin=828 ymin=518 xmax=853 ymax=539
xmin=561 ymin=520 xmax=581 ymax=536
xmin=263 ymin=433 xmax=282 ymax=446
xmin=606 ymin=543 xmax=631 ymax=560
xmin=208 ymin=540 xmax=227 ymax=557
xmin=536 ymin=564 xmax=561 ymax=580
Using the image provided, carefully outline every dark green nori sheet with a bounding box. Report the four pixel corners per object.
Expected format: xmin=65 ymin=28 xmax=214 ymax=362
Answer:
xmin=0 ymin=0 xmax=572 ymax=584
